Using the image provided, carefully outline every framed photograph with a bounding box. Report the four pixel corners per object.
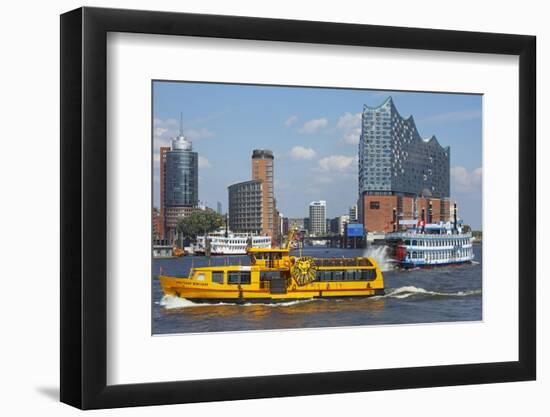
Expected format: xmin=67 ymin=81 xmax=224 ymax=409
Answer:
xmin=60 ymin=6 xmax=536 ymax=409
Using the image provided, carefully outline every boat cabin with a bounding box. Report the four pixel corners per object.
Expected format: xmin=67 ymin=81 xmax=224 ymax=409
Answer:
xmin=247 ymin=247 xmax=291 ymax=270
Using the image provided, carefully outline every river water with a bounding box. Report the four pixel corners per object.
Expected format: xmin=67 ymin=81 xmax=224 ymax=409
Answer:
xmin=152 ymin=245 xmax=482 ymax=334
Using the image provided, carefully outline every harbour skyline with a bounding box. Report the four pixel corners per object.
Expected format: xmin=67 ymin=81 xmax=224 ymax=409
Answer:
xmin=153 ymin=82 xmax=482 ymax=229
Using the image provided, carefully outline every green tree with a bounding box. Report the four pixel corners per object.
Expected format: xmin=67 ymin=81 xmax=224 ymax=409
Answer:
xmin=176 ymin=209 xmax=224 ymax=240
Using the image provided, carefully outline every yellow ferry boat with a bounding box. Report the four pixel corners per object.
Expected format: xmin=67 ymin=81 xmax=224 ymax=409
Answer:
xmin=159 ymin=228 xmax=385 ymax=303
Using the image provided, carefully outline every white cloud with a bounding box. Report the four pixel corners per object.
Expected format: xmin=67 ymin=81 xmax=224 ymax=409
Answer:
xmin=337 ymin=112 xmax=361 ymax=130
xmin=336 ymin=112 xmax=361 ymax=145
xmin=199 ymin=156 xmax=212 ymax=168
xmin=451 ymin=166 xmax=482 ymax=193
xmin=284 ymin=115 xmax=298 ymax=127
xmin=290 ymin=146 xmax=316 ymax=160
xmin=298 ymin=118 xmax=328 ymax=134
xmin=317 ymin=155 xmax=358 ymax=173
xmin=342 ymin=128 xmax=361 ymax=145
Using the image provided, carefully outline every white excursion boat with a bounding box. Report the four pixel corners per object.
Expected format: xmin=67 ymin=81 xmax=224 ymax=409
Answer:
xmin=385 ymin=219 xmax=474 ymax=268
xmin=194 ymin=231 xmax=272 ymax=255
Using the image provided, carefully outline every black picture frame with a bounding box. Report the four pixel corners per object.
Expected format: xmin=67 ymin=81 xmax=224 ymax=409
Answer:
xmin=60 ymin=6 xmax=536 ymax=410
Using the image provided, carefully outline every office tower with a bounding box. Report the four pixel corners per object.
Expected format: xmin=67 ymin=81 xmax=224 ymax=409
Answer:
xmin=309 ymin=200 xmax=327 ymax=236
xmin=251 ymin=149 xmax=277 ymax=240
xmin=163 ymin=128 xmax=198 ymax=242
xmin=228 ymin=180 xmax=263 ymax=234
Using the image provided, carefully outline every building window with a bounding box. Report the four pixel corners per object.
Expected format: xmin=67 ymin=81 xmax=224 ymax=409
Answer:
xmin=369 ymin=201 xmax=380 ymax=210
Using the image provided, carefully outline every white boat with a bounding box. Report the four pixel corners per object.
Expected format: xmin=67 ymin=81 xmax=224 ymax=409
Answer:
xmin=194 ymin=231 xmax=272 ymax=255
xmin=385 ymin=220 xmax=475 ymax=268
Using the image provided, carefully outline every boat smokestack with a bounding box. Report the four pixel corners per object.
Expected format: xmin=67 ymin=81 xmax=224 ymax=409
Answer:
xmin=225 ymin=214 xmax=229 ymax=238
xmin=421 ymin=208 xmax=425 ymax=233
xmin=453 ymin=202 xmax=458 ymax=232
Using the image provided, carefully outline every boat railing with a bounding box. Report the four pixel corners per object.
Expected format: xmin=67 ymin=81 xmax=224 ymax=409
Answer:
xmin=387 ymin=231 xmax=472 ymax=239
xmin=313 ymin=257 xmax=373 ymax=267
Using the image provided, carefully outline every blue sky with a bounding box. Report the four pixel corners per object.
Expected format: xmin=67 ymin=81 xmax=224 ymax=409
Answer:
xmin=153 ymin=82 xmax=482 ymax=229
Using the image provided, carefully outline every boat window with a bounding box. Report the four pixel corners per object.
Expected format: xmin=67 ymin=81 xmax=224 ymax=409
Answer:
xmin=345 ymin=270 xmax=356 ymax=281
xmin=360 ymin=269 xmax=377 ymax=281
xmin=261 ymin=271 xmax=281 ymax=280
xmin=412 ymin=251 xmax=417 ymax=259
xmin=412 ymin=240 xmax=417 ymax=246
xmin=212 ymin=271 xmax=224 ymax=284
xmin=228 ymin=271 xmax=251 ymax=285
xmin=196 ymin=273 xmax=205 ymax=281
xmin=316 ymin=270 xmax=332 ymax=281
xmin=332 ymin=271 xmax=344 ymax=281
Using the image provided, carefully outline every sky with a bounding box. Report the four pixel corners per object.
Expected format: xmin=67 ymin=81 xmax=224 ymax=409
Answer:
xmin=153 ymin=82 xmax=482 ymax=229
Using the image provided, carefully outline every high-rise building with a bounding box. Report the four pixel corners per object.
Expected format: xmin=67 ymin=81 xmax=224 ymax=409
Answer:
xmin=163 ymin=129 xmax=199 ymax=242
xmin=308 ymin=200 xmax=326 ymax=236
xmin=349 ymin=204 xmax=358 ymax=223
xmin=251 ymin=149 xmax=278 ymax=240
xmin=216 ymin=201 xmax=222 ymax=214
xmin=159 ymin=146 xmax=169 ymax=238
xmin=228 ymin=180 xmax=263 ymax=234
xmin=359 ymin=97 xmax=451 ymax=233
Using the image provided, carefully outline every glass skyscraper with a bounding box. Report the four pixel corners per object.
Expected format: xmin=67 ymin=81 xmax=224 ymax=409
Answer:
xmin=359 ymin=97 xmax=450 ymax=198
xmin=165 ymin=134 xmax=198 ymax=207
xmin=359 ymin=97 xmax=452 ymax=233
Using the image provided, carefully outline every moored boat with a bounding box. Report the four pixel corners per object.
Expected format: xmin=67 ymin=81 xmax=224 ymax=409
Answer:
xmin=194 ymin=231 xmax=272 ymax=256
xmin=159 ymin=228 xmax=385 ymax=303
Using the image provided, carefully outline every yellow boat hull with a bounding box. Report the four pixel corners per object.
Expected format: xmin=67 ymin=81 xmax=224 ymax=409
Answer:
xmin=159 ymin=275 xmax=384 ymax=304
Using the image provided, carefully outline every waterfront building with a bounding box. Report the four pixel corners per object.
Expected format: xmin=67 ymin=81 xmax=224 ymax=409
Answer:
xmin=330 ymin=215 xmax=350 ymax=235
xmin=288 ymin=217 xmax=305 ymax=232
xmin=359 ymin=97 xmax=451 ymax=233
xmin=162 ymin=130 xmax=199 ymax=242
xmin=282 ymin=217 xmax=290 ymax=235
xmin=164 ymin=206 xmax=196 ymax=239
xmin=252 ymin=149 xmax=277 ymax=240
xmin=152 ymin=207 xmax=162 ymax=239
xmin=309 ymin=200 xmax=327 ymax=236
xmin=228 ymin=179 xmax=263 ymax=234
xmin=338 ymin=215 xmax=350 ymax=235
